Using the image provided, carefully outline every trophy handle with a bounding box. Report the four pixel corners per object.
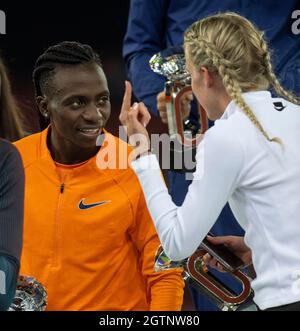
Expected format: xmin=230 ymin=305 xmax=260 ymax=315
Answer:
xmin=165 ymin=82 xmax=178 ymax=137
xmin=186 ymin=249 xmax=252 ymax=309
xmin=154 ymin=245 xmax=254 ymax=311
xmin=174 ymin=86 xmax=209 ymax=147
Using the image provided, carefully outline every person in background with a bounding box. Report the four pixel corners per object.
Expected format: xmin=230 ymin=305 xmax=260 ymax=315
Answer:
xmin=0 ymin=56 xmax=24 ymax=141
xmin=123 ymin=0 xmax=300 ymax=310
xmin=0 ymin=55 xmax=24 ymax=310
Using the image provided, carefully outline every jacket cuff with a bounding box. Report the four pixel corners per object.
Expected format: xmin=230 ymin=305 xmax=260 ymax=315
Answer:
xmin=131 ymin=154 xmax=160 ymax=173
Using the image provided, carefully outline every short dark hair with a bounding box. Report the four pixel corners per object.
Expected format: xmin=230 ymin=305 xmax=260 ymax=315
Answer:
xmin=33 ymin=41 xmax=103 ymax=97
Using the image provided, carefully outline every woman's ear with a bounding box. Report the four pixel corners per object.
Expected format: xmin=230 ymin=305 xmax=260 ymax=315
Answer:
xmin=200 ymin=66 xmax=214 ymax=88
xmin=36 ymin=96 xmax=50 ymax=119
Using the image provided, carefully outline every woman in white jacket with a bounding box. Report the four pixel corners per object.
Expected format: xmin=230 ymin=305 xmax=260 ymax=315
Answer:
xmin=120 ymin=12 xmax=300 ymax=311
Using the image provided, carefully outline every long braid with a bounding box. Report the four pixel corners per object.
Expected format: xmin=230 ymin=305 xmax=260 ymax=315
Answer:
xmin=258 ymin=36 xmax=300 ymax=106
xmin=191 ymin=39 xmax=282 ymax=144
xmin=184 ymin=13 xmax=289 ymax=146
xmin=222 ymin=72 xmax=283 ymax=145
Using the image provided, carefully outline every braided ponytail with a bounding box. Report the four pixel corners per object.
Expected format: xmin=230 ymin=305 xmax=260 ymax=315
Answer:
xmin=184 ymin=12 xmax=296 ymax=146
xmin=199 ymin=38 xmax=282 ymax=144
xmin=258 ymin=36 xmax=300 ymax=106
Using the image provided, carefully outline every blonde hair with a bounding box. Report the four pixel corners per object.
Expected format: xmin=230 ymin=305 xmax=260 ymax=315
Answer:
xmin=184 ymin=12 xmax=300 ymax=145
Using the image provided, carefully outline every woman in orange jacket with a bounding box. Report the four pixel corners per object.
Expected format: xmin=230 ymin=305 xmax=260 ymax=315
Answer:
xmin=14 ymin=41 xmax=184 ymax=311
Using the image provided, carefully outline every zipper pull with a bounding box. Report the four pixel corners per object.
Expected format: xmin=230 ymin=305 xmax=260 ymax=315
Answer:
xmin=60 ymin=183 xmax=65 ymax=194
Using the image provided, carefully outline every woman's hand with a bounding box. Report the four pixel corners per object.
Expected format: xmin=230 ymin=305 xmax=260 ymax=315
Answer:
xmin=157 ymin=90 xmax=193 ymax=124
xmin=119 ymin=81 xmax=152 ymax=159
xmin=203 ymin=236 xmax=252 ymax=273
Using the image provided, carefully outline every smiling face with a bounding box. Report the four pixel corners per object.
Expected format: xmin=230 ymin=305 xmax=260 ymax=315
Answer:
xmin=38 ymin=62 xmax=111 ymax=160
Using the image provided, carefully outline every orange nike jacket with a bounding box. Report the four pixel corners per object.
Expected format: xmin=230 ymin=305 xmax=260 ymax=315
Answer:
xmin=14 ymin=128 xmax=184 ymax=311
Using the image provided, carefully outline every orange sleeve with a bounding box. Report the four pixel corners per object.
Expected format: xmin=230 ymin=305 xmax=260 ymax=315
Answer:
xmin=129 ymin=190 xmax=185 ymax=311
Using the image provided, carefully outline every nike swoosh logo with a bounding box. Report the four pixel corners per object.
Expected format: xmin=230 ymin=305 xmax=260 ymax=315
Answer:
xmin=78 ymin=199 xmax=111 ymax=210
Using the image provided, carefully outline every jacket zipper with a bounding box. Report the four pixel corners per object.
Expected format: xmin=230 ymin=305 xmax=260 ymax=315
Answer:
xmin=60 ymin=183 xmax=65 ymax=194
xmin=53 ymin=183 xmax=65 ymax=267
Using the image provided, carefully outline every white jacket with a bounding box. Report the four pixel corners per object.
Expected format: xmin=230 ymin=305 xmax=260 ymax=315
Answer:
xmin=132 ymin=91 xmax=300 ymax=310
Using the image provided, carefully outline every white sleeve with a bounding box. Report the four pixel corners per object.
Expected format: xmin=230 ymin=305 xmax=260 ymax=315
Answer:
xmin=131 ymin=129 xmax=245 ymax=261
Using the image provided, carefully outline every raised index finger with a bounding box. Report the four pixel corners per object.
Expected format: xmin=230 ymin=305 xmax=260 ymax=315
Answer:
xmin=122 ymin=80 xmax=132 ymax=112
xmin=120 ymin=81 xmax=133 ymax=125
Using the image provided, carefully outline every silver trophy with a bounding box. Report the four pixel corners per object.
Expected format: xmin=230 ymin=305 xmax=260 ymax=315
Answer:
xmin=9 ymin=275 xmax=47 ymax=311
xmin=150 ymin=51 xmax=208 ymax=147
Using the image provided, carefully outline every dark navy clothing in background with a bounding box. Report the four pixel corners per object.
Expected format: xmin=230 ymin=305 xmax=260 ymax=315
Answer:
xmin=0 ymin=140 xmax=24 ymax=310
xmin=123 ymin=0 xmax=300 ymax=114
xmin=123 ymin=0 xmax=300 ymax=310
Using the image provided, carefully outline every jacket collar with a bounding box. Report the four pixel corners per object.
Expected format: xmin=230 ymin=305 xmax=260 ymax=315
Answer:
xmin=38 ymin=126 xmax=115 ymax=175
xmin=220 ymin=90 xmax=272 ymax=120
